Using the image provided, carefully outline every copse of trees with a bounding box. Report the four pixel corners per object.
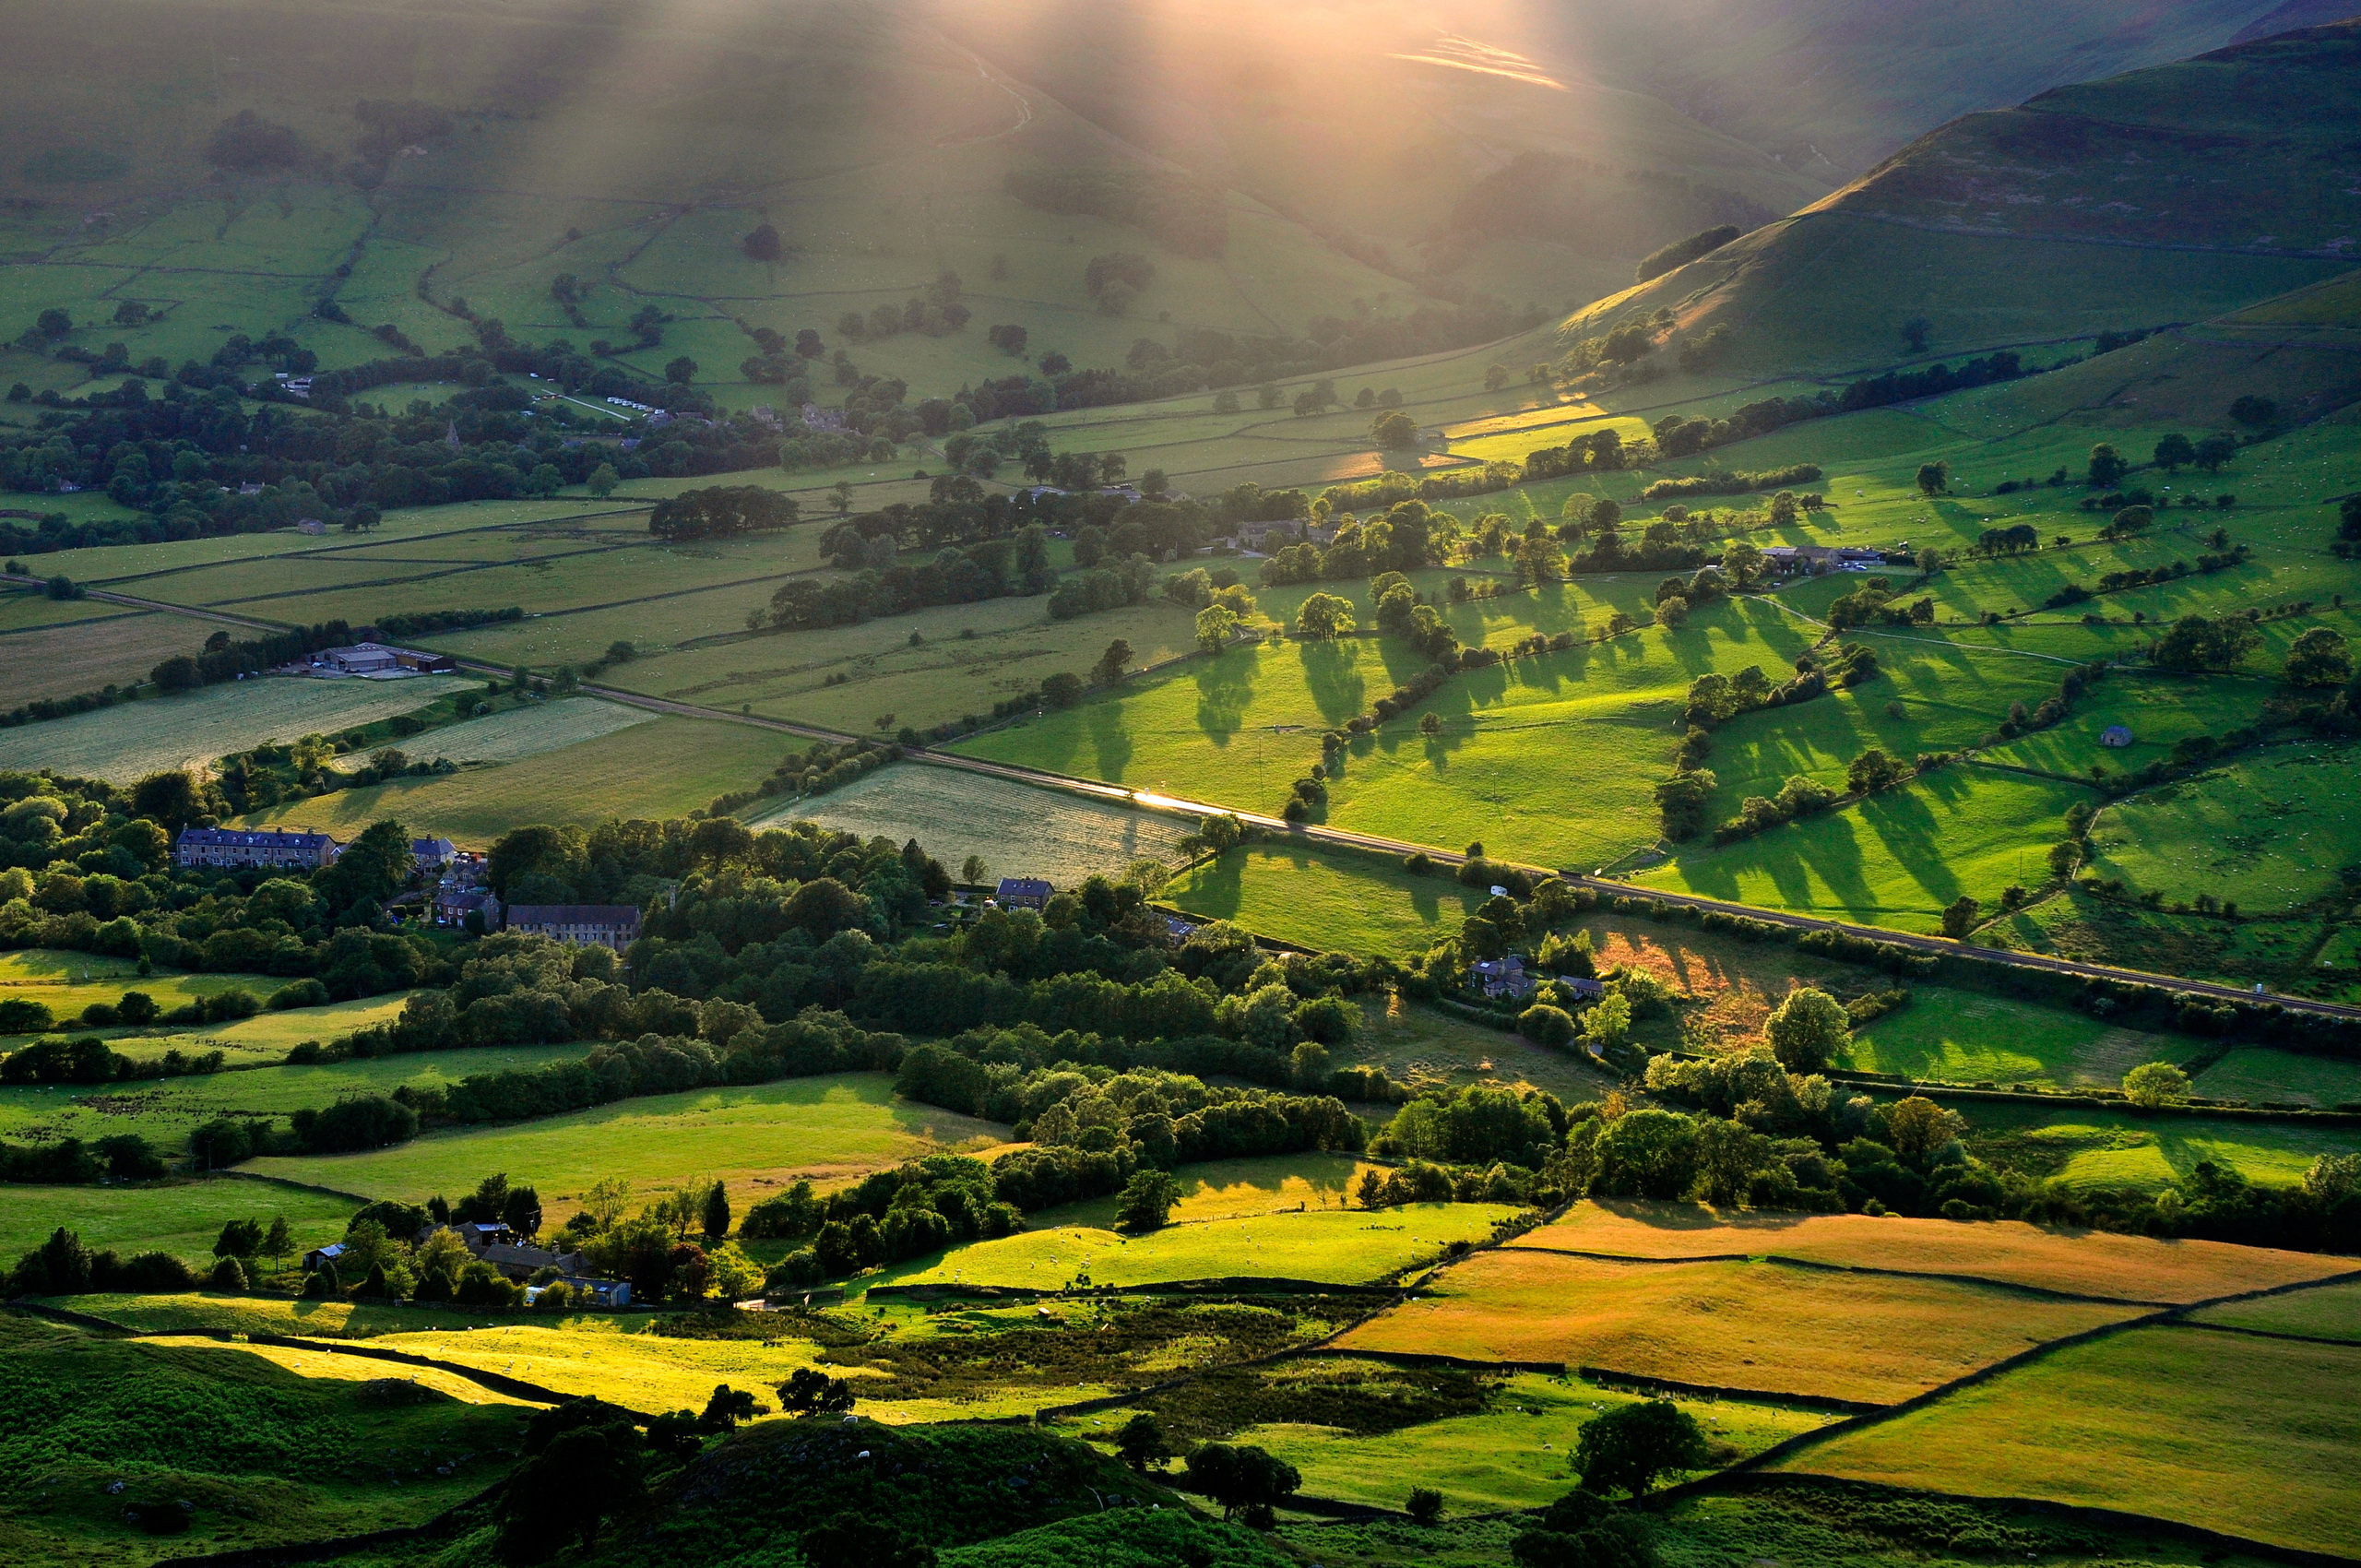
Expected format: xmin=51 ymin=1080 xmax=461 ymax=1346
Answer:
xmin=648 ymin=485 xmax=800 ymax=541
xmin=1635 ymin=224 xmax=1743 ymax=283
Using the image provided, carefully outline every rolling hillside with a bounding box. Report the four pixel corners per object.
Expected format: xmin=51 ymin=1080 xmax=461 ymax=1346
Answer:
xmin=1560 ymin=18 xmax=2361 ymax=374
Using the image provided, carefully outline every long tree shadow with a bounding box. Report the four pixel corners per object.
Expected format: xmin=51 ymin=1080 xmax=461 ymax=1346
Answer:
xmin=1193 ymin=645 xmax=1258 ymax=742
xmin=1298 ymin=639 xmax=1369 ymax=726
xmin=1086 ymin=694 xmax=1134 ymax=781
xmin=1170 ymin=848 xmax=1246 ymax=921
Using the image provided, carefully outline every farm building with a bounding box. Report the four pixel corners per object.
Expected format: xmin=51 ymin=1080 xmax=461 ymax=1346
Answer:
xmin=175 ymin=826 xmax=341 ymax=870
xmin=1473 ymin=955 xmax=1536 ymax=1001
xmin=504 ymin=903 xmax=642 ymax=950
xmin=411 ymin=837 xmax=458 ymax=870
xmin=2102 ymin=725 xmax=2135 ymax=747
xmin=292 ymin=642 xmax=459 ymax=677
xmin=301 ymin=1241 xmax=348 ymax=1273
xmin=477 ymin=1242 xmax=588 ymax=1281
xmin=996 ymin=876 xmax=1053 ymax=910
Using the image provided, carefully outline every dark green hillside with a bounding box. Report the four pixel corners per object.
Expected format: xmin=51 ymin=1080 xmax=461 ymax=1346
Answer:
xmin=1563 ymin=19 xmax=2361 ymax=372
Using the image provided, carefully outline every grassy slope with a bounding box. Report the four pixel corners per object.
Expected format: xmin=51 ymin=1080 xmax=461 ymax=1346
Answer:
xmin=243 ymin=1072 xmax=1006 ymax=1221
xmin=1777 ymin=1325 xmax=2361 ymax=1556
xmin=0 ymin=1177 xmax=359 ymax=1265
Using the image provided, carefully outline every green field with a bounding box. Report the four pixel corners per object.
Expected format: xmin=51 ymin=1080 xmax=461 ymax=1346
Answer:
xmin=327 ymin=695 xmax=656 ymax=769
xmin=1165 ymin=844 xmax=1490 ymax=956
xmin=1 ymin=950 xmax=289 ymax=1047
xmin=2191 ymin=1048 xmax=2361 ymax=1110
xmin=239 ymin=713 xmax=793 ymax=847
xmin=1198 ymin=1371 xmax=1830 ymax=1514
xmin=0 ymin=604 xmax=217 ymax=706
xmin=0 ymin=1041 xmax=588 ymax=1147
xmin=2191 ymin=1278 xmax=2361 ymax=1342
xmin=105 ymin=992 xmax=422 ymax=1065
xmin=0 ymin=1176 xmax=359 ymax=1263
xmin=1963 ymin=1100 xmax=2361 ymax=1191
xmin=0 ymin=674 xmax=478 ymax=779
xmin=753 ymin=764 xmax=1196 ymax=888
xmin=244 ymin=1072 xmax=1006 ymax=1222
xmin=2085 ymin=742 xmax=2361 ymax=911
xmin=877 ymin=1204 xmax=1521 ymax=1293
xmin=1844 ymin=992 xmax=2199 ymax=1090
xmin=1779 ymin=1326 xmax=2361 ymax=1556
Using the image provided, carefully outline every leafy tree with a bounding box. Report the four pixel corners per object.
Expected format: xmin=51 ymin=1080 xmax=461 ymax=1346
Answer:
xmin=1294 ymin=592 xmax=1356 ymax=639
xmin=701 ymin=1180 xmax=730 ymax=1241
xmin=2338 ymin=494 xmax=2361 ymax=541
xmin=587 ymin=463 xmax=619 ymax=498
xmin=1572 ymin=1399 xmax=1708 ymax=1497
xmin=697 ymin=1384 xmax=765 ymax=1431
xmin=959 ymin=854 xmax=990 ymax=886
xmin=776 ymin=1366 xmax=856 ymax=1416
xmin=1764 ymin=988 xmax=1849 ymax=1074
xmin=1371 ymin=410 xmax=1419 ymax=449
xmin=2150 ymin=613 xmax=2260 ymax=672
xmin=312 ymin=819 xmax=411 ymax=918
xmin=741 ymin=224 xmax=783 ymax=261
xmin=1117 ymin=1411 xmax=1169 ymax=1471
xmin=1408 ymin=1486 xmax=1444 ymax=1524
xmin=498 ymin=1420 xmax=644 ymax=1561
xmin=1113 ymin=1169 xmax=1180 ymax=1230
xmin=263 ymin=1217 xmax=293 ymax=1268
xmin=1195 ymin=603 xmax=1240 ymax=653
xmin=2124 ymin=1062 xmax=2192 ymax=1108
xmin=1092 ymin=638 xmax=1134 ymax=685
xmin=1520 ymin=1004 xmax=1576 ymax=1048
xmin=1915 ymin=461 xmax=1948 ymax=495
xmin=2191 ymin=433 xmax=2238 ymax=472
xmin=1654 ymin=769 xmax=1716 ymax=839
xmin=1940 ymin=895 xmax=1980 ymax=940
xmin=1185 ymin=1443 xmax=1301 ymax=1524
xmin=1592 ymin=1110 xmax=1698 ymax=1198
xmin=2151 ymin=433 xmax=2195 ymax=471
xmin=1900 ymin=316 xmax=1931 ymax=353
xmin=663 ymin=357 xmax=698 ymax=386
xmin=801 ymin=1513 xmax=934 ymax=1568
xmin=1580 ymin=992 xmax=1631 ymax=1052
xmin=129 ymin=770 xmax=208 ymax=832
xmin=1845 ymin=746 xmax=1904 ymax=794
xmin=2284 ymin=627 xmax=2352 ymax=687
xmin=2086 ymin=444 xmax=2129 ymax=489
xmin=213 ymin=1218 xmax=263 ymax=1259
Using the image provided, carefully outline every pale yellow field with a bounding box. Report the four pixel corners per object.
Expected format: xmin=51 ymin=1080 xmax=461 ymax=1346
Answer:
xmin=142 ymin=1335 xmax=537 ymax=1407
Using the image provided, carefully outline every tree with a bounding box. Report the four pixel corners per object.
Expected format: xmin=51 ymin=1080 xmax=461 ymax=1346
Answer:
xmin=1114 ymin=1169 xmax=1180 ymax=1230
xmin=700 ymin=1181 xmax=730 ymax=1241
xmin=1195 ymin=603 xmax=1240 ymax=653
xmin=1900 ymin=316 xmax=1932 ymax=353
xmin=2192 ymin=433 xmax=2238 ymax=473
xmin=663 ymin=356 xmax=698 ymax=386
xmin=1764 ymin=987 xmax=1849 ymax=1074
xmin=2124 ymin=1062 xmax=2192 ymax=1108
xmin=960 ymin=854 xmax=990 ymax=887
xmin=1845 ymin=746 xmax=1904 ymax=794
xmin=2152 ymin=433 xmax=2195 ymax=472
xmin=1117 ymin=1412 xmax=1169 ymax=1471
xmin=213 ymin=1218 xmax=263 ymax=1259
xmin=697 ymin=1384 xmax=765 ymax=1431
xmin=2086 ymin=444 xmax=2129 ymax=489
xmin=1485 ymin=364 xmax=1510 ymax=390
xmin=1186 ymin=1443 xmax=1301 ymax=1524
xmin=1883 ymin=1095 xmax=1963 ymax=1161
xmin=2284 ymin=627 xmax=2352 ymax=688
xmin=498 ymin=1422 xmax=643 ymax=1561
xmin=1371 ymin=410 xmax=1418 ymax=450
xmin=1092 ymin=638 xmax=1133 ymax=685
xmin=1295 ymin=592 xmax=1356 ymax=639
xmin=1940 ymin=895 xmax=1980 ymax=939
xmin=587 ymin=463 xmax=619 ymax=498
xmin=129 ymin=770 xmax=208 ymax=832
xmin=800 ymin=1513 xmax=934 ymax=1568
xmin=1593 ymin=1110 xmax=1699 ymax=1199
xmin=1520 ymin=1004 xmax=1576 ymax=1049
xmin=776 ymin=1366 xmax=857 ymax=1416
xmin=2151 ymin=613 xmax=2260 ymax=672
xmin=1572 ymin=1400 xmax=1709 ymax=1498
xmin=263 ymin=1217 xmax=293 ymax=1269
xmin=741 ymin=223 xmax=783 ymax=261
xmin=312 ymin=819 xmax=411 ymax=917
xmin=1407 ymin=1487 xmax=1444 ymax=1524
xmin=2338 ymin=494 xmax=2361 ymax=542
xmin=648 ymin=485 xmax=798 ymax=541
xmin=1915 ymin=461 xmax=1949 ymax=495
xmin=1579 ymin=992 xmax=1631 ymax=1052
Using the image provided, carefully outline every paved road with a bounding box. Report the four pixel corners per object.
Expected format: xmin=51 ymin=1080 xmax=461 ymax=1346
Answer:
xmin=20 ymin=574 xmax=2358 ymax=1021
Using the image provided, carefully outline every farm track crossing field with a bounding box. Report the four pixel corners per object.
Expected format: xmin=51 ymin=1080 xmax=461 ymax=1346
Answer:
xmin=237 ymin=714 xmax=792 ymax=846
xmin=0 ymin=1177 xmax=360 ymax=1263
xmin=1775 ymin=1325 xmax=2361 ymax=1557
xmin=0 ymin=1041 xmax=590 ymax=1146
xmin=0 ymin=674 xmax=479 ymax=781
xmin=1336 ymin=1248 xmax=2143 ymax=1403
xmin=2189 ymin=1277 xmax=2361 ymax=1341
xmin=2085 ymin=742 xmax=2361 ymax=910
xmin=750 ymin=763 xmax=1195 ymax=888
xmin=243 ymin=1073 xmax=1006 ymax=1224
xmin=1201 ymin=1371 xmax=1832 ymax=1514
xmin=875 ymin=1204 xmax=1521 ymax=1293
xmin=1516 ymin=1202 xmax=2353 ymax=1303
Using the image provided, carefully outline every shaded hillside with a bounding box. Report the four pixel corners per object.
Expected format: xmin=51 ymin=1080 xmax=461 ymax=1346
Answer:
xmin=1560 ymin=19 xmax=2361 ymax=374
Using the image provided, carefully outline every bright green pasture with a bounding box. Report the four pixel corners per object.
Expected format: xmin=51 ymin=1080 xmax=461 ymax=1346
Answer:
xmin=997 ymin=1153 xmax=1385 ymax=1233
xmin=752 ymin=764 xmax=1195 ymax=888
xmin=1 ymin=950 xmax=285 ymax=1044
xmin=2085 ymin=742 xmax=2361 ymax=911
xmin=1639 ymin=765 xmax=2087 ymax=930
xmin=2191 ymin=1278 xmax=2361 ymax=1342
xmin=878 ymin=1204 xmax=1520 ymax=1292
xmin=1199 ymin=1372 xmax=1828 ymax=1514
xmin=239 ymin=714 xmax=791 ymax=847
xmin=1165 ymin=845 xmax=1489 ymax=956
xmin=1978 ymin=672 xmax=2270 ymax=779
xmin=0 ymin=1041 xmax=589 ymax=1146
xmin=245 ymin=1072 xmax=1005 ymax=1223
xmin=2191 ymin=1049 xmax=2361 ymax=1110
xmin=1779 ymin=1326 xmax=2361 ymax=1557
xmin=0 ymin=1176 xmax=358 ymax=1263
xmin=0 ymin=674 xmax=477 ymax=782
xmin=105 ymin=992 xmax=422 ymax=1065
xmin=1843 ymin=991 xmax=2197 ymax=1090
xmin=1964 ymin=1101 xmax=2361 ymax=1191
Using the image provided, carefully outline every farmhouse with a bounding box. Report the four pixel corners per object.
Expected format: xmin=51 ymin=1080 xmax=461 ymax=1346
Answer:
xmin=504 ymin=903 xmax=642 ymax=950
xmin=1473 ymin=954 xmax=1536 ymax=1001
xmin=478 ymin=1241 xmax=588 ymax=1281
xmin=995 ymin=876 xmax=1053 ymax=910
xmin=175 ymin=826 xmax=341 ymax=870
xmin=411 ymin=837 xmax=459 ymax=870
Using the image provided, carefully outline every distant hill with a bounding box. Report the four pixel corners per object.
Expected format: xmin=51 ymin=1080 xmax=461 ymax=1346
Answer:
xmin=1560 ymin=19 xmax=2361 ymax=375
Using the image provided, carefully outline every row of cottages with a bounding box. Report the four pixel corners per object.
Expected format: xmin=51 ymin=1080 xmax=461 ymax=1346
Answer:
xmin=173 ymin=829 xmax=463 ymax=873
xmin=504 ymin=903 xmax=641 ymax=951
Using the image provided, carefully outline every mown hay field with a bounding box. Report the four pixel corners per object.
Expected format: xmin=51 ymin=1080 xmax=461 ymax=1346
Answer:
xmin=1338 ymin=1249 xmax=2143 ymax=1403
xmin=0 ymin=1177 xmax=361 ymax=1263
xmin=750 ymin=764 xmax=1195 ymax=888
xmin=1776 ymin=1326 xmax=2361 ymax=1556
xmin=878 ymin=1204 xmax=1521 ymax=1294
xmin=244 ymin=1073 xmax=1005 ymax=1223
xmin=1516 ymin=1201 xmax=2351 ymax=1304
xmin=0 ymin=673 xmax=479 ymax=781
xmin=238 ymin=714 xmax=793 ymax=846
xmin=2190 ymin=1277 xmax=2361 ymax=1341
xmin=328 ymin=695 xmax=655 ymax=769
xmin=1207 ymin=1370 xmax=1830 ymax=1513
xmin=0 ymin=605 xmax=216 ymax=707
xmin=0 ymin=1040 xmax=589 ymax=1147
